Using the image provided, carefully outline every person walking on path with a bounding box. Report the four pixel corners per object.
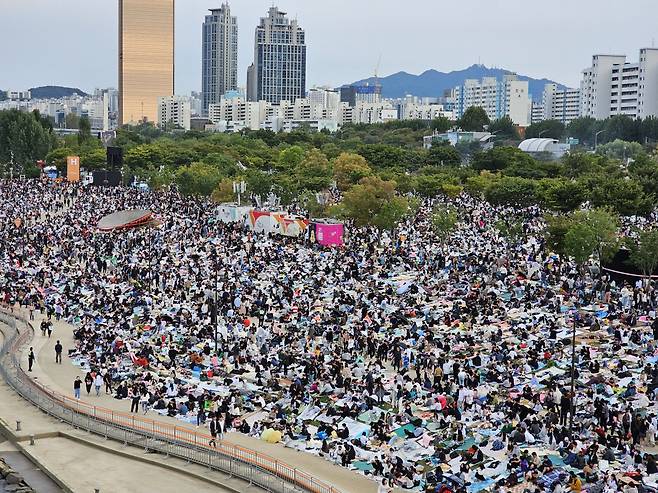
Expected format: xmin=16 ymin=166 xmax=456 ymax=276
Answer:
xmin=84 ymin=372 xmax=93 ymax=395
xmin=103 ymin=370 xmax=112 ymax=394
xmin=28 ymin=347 xmax=35 ymax=372
xmin=73 ymin=376 xmax=81 ymax=399
xmin=94 ymin=373 xmax=103 ymax=396
xmin=55 ymin=340 xmax=63 ymax=364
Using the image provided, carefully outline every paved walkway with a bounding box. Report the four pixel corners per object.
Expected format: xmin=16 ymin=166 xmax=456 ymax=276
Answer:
xmin=0 ymin=319 xmax=262 ymax=493
xmin=14 ymin=309 xmax=378 ymax=493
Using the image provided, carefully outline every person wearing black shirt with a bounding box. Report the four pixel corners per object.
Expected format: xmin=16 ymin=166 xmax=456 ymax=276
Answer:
xmin=55 ymin=340 xmax=63 ymax=364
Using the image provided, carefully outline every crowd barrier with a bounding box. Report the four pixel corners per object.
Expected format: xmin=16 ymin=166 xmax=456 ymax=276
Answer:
xmin=0 ymin=310 xmax=341 ymax=493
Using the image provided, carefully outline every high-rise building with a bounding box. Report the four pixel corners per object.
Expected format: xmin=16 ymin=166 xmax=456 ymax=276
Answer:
xmin=202 ymin=4 xmax=238 ymax=115
xmin=579 ymin=49 xmax=658 ymax=120
xmin=247 ymin=7 xmax=306 ymax=104
xmin=157 ymin=96 xmax=191 ymax=131
xmin=118 ymin=0 xmax=175 ymax=126
xmin=454 ymin=74 xmax=531 ymax=126
xmin=339 ymin=83 xmax=382 ymax=107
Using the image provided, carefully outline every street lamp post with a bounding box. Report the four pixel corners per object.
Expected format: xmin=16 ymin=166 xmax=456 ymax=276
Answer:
xmin=233 ymin=181 xmax=246 ymax=207
xmin=538 ymin=129 xmax=549 ymax=138
xmin=594 ymin=130 xmax=605 ymax=151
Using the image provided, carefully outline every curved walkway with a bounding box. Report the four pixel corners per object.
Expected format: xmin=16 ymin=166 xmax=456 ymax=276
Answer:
xmin=16 ymin=308 xmax=378 ymax=493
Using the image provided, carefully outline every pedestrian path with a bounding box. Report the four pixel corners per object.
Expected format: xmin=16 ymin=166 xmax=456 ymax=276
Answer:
xmin=14 ymin=309 xmax=378 ymax=493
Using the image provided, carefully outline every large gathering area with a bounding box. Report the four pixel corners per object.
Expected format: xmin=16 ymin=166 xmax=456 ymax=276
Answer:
xmin=2 ymin=178 xmax=658 ymax=493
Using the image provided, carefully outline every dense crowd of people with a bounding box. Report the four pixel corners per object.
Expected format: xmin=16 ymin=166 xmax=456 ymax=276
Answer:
xmin=3 ymin=178 xmax=658 ymax=493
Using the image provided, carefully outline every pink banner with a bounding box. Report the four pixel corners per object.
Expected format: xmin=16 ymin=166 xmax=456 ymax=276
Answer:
xmin=316 ymin=223 xmax=343 ymax=246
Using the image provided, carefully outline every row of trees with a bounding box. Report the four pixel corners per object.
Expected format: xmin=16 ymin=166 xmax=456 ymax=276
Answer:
xmin=546 ymin=207 xmax=658 ymax=278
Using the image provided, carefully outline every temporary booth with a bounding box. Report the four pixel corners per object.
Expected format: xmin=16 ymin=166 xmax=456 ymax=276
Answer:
xmin=279 ymin=215 xmax=310 ymax=238
xmin=246 ymin=210 xmax=286 ymax=235
xmin=313 ymin=219 xmax=344 ymax=247
xmin=216 ymin=203 xmax=252 ymax=224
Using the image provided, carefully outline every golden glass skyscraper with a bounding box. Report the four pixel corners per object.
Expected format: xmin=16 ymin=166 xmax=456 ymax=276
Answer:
xmin=118 ymin=0 xmax=175 ymax=126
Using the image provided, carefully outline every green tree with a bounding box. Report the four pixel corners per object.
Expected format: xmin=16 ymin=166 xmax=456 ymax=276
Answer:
xmin=586 ymin=175 xmax=653 ymax=216
xmin=524 ymin=120 xmax=565 ymax=140
xmin=628 ymin=155 xmax=658 ymax=197
xmin=458 ymin=106 xmax=490 ymax=131
xmin=414 ymin=174 xmax=445 ymax=198
xmin=45 ymin=147 xmax=76 ymax=173
xmin=0 ymin=109 xmax=52 ymax=169
xmin=602 ymin=115 xmax=640 ymax=143
xmin=65 ymin=113 xmax=80 ymax=129
xmin=80 ymin=148 xmax=107 ymax=170
xmin=425 ymin=143 xmax=461 ymax=167
xmin=276 ymin=145 xmax=305 ymax=172
xmin=245 ymin=169 xmax=272 ymax=198
xmin=488 ymin=116 xmax=518 ymax=139
xmin=628 ymin=229 xmax=658 ymax=278
xmin=174 ymin=162 xmax=223 ymax=196
xmin=339 ymin=176 xmax=409 ymax=230
xmin=295 ymin=148 xmax=332 ymax=191
xmin=484 ymin=176 xmax=540 ymax=206
xmin=496 ymin=217 xmax=525 ymax=245
xmin=432 ymin=205 xmax=458 ymax=243
xmin=464 ymin=171 xmax=499 ymax=197
xmin=596 ymin=139 xmax=645 ymax=161
xmin=211 ymin=178 xmax=236 ymax=203
xmin=299 ymin=190 xmax=331 ymax=217
xmin=560 ymin=208 xmax=620 ymax=268
xmin=333 ymin=152 xmax=371 ymax=190
xmin=539 ymin=179 xmax=588 ymax=212
xmin=430 ymin=116 xmax=451 ymax=133
xmin=472 ymin=146 xmax=536 ymax=172
xmin=78 ymin=115 xmax=92 ymax=146
xmin=357 ymin=144 xmax=406 ymax=169
xmin=566 ymin=117 xmax=598 ymax=146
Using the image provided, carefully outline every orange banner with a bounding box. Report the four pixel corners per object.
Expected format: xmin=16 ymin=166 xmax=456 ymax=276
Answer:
xmin=66 ymin=156 xmax=80 ymax=182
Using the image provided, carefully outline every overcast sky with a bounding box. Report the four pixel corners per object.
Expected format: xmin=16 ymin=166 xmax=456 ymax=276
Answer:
xmin=2 ymin=0 xmax=658 ymax=94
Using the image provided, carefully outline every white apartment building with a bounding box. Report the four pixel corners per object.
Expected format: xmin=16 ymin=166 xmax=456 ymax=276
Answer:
xmin=308 ymin=88 xmax=340 ymax=111
xmin=455 ymin=74 xmax=531 ymax=126
xmin=206 ymin=95 xmax=448 ymax=133
xmin=0 ymin=93 xmax=112 ymax=130
xmin=397 ymin=99 xmax=455 ymax=121
xmin=7 ymin=90 xmax=31 ymax=101
xmin=638 ymin=48 xmax=658 ymax=119
xmin=157 ymin=96 xmax=191 ymax=131
xmin=532 ymin=84 xmax=581 ymax=124
xmin=208 ymin=96 xmax=268 ymax=131
xmin=580 ymin=48 xmax=658 ymax=120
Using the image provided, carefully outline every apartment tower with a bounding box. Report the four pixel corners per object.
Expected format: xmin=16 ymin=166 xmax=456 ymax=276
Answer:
xmin=202 ymin=4 xmax=238 ymax=115
xmin=247 ymin=7 xmax=306 ymax=104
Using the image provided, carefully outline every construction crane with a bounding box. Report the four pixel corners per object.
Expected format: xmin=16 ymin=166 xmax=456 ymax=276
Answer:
xmin=373 ymin=54 xmax=382 ymax=87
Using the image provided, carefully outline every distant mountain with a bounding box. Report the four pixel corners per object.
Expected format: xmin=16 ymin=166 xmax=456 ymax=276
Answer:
xmin=349 ymin=64 xmax=568 ymax=101
xmin=29 ymin=86 xmax=88 ymax=99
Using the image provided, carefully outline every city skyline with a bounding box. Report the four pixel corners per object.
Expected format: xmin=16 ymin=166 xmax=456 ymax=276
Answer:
xmin=3 ymin=0 xmax=658 ymax=95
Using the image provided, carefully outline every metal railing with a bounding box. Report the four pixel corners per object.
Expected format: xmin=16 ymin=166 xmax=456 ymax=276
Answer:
xmin=0 ymin=310 xmax=341 ymax=493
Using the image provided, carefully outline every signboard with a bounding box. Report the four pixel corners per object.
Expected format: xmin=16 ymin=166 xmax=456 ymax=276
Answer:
xmin=67 ymin=156 xmax=80 ymax=182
